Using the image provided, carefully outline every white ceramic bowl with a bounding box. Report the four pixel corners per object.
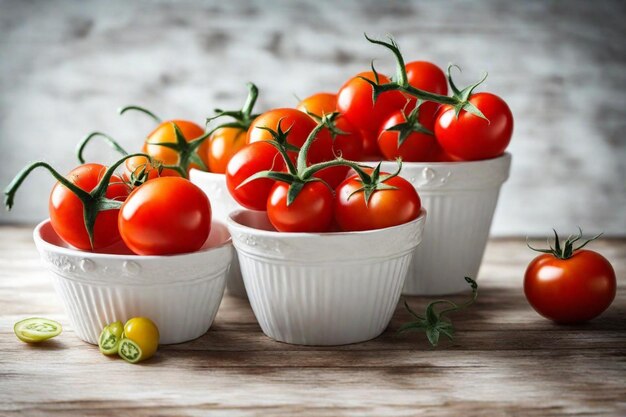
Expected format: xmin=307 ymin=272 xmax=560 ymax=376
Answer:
xmin=227 ymin=209 xmax=427 ymax=346
xmin=189 ymin=168 xmax=246 ymax=297
xmin=379 ymin=153 xmax=511 ymax=295
xmin=33 ymin=219 xmax=232 ymax=345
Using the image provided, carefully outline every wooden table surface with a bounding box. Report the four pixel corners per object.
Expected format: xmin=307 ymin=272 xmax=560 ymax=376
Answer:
xmin=0 ymin=226 xmax=624 ymax=417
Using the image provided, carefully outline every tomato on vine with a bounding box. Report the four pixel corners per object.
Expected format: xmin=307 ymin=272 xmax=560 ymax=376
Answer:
xmin=205 ymin=83 xmax=260 ymax=173
xmin=525 ymin=229 xmax=616 ymax=324
xmin=337 ymin=71 xmax=407 ymax=143
xmin=226 ymin=141 xmax=284 ymax=211
xmin=404 ymin=60 xmax=448 ymax=129
xmin=361 ymin=34 xmax=513 ymax=161
xmin=5 ymin=154 xmax=145 ymax=251
xmin=119 ymin=105 xmax=212 ymax=177
xmin=334 ymin=163 xmax=421 ymax=232
xmin=378 ymin=101 xmax=437 ymax=162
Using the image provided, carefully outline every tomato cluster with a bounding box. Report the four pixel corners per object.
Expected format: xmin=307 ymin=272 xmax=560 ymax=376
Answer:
xmin=4 ymin=34 xmax=513 ymax=251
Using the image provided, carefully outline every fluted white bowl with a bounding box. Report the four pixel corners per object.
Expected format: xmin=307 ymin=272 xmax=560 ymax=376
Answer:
xmin=227 ymin=209 xmax=427 ymax=346
xmin=379 ymin=153 xmax=511 ymax=295
xmin=33 ymin=219 xmax=232 ymax=345
xmin=189 ymin=168 xmax=246 ymax=297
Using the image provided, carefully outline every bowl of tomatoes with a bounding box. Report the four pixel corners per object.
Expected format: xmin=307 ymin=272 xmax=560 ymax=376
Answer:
xmin=33 ymin=218 xmax=232 ymax=345
xmin=227 ymin=208 xmax=426 ymax=346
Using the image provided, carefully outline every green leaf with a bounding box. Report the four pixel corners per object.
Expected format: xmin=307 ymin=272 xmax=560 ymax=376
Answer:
xmin=425 ymin=327 xmax=440 ymax=347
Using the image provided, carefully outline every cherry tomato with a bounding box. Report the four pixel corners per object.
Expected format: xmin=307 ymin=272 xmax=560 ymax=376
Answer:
xmin=296 ymin=93 xmax=337 ymax=116
xmin=122 ymin=317 xmax=159 ymax=362
xmin=360 ymin=129 xmax=381 ymax=158
xmin=247 ymin=108 xmax=334 ymax=165
xmin=49 ymin=164 xmax=129 ymax=251
xmin=404 ymin=61 xmax=448 ymax=128
xmin=337 ymin=71 xmax=407 ymax=136
xmin=435 ymin=92 xmax=513 ymax=161
xmin=524 ymin=250 xmax=616 ymax=323
xmin=335 ymin=172 xmax=421 ymax=231
xmin=226 ymin=141 xmax=284 ymax=211
xmin=145 ymin=120 xmax=209 ymax=174
xmin=207 ymin=127 xmax=248 ymax=174
xmin=378 ymin=109 xmax=438 ymax=162
xmin=267 ymin=181 xmax=334 ymax=233
xmin=118 ymin=177 xmax=211 ymax=255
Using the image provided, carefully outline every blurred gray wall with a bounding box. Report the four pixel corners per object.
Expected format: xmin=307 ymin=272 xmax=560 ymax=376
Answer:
xmin=1 ymin=0 xmax=625 ymax=236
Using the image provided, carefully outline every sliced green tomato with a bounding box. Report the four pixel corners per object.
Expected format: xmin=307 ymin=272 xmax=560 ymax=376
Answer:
xmin=118 ymin=338 xmax=143 ymax=363
xmin=14 ymin=318 xmax=62 ymax=343
xmin=98 ymin=321 xmax=124 ymax=355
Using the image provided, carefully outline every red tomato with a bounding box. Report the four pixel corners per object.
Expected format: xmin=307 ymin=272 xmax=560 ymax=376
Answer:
xmin=524 ymin=250 xmax=616 ymax=323
xmin=118 ymin=177 xmax=211 ymax=255
xmin=378 ymin=109 xmax=438 ymax=162
xmin=226 ymin=141 xmax=284 ymax=211
xmin=404 ymin=61 xmax=448 ymax=128
xmin=267 ymin=181 xmax=334 ymax=233
xmin=337 ymin=71 xmax=407 ymax=136
xmin=145 ymin=120 xmax=209 ymax=174
xmin=435 ymin=93 xmax=513 ymax=161
xmin=247 ymin=108 xmax=334 ymax=165
xmin=360 ymin=129 xmax=381 ymax=158
xmin=49 ymin=164 xmax=129 ymax=251
xmin=207 ymin=127 xmax=248 ymax=174
xmin=296 ymin=93 xmax=337 ymax=116
xmin=334 ymin=172 xmax=421 ymax=231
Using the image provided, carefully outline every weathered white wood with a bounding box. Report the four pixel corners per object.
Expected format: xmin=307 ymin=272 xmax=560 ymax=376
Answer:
xmin=0 ymin=227 xmax=624 ymax=416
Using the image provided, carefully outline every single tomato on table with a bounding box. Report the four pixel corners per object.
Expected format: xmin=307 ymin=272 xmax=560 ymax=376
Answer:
xmin=525 ymin=230 xmax=616 ymax=324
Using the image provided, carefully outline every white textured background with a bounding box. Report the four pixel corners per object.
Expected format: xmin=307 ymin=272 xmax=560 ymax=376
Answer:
xmin=0 ymin=0 xmax=625 ymax=236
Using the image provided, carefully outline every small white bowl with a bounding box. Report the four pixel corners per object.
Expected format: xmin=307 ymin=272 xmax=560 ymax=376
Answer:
xmin=379 ymin=153 xmax=511 ymax=295
xmin=189 ymin=168 xmax=246 ymax=297
xmin=227 ymin=209 xmax=427 ymax=346
xmin=33 ymin=219 xmax=232 ymax=345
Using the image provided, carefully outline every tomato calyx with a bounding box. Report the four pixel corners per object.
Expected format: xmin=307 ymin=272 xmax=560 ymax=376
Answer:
xmin=206 ymin=82 xmax=260 ymax=132
xmin=398 ymin=277 xmax=478 ymax=347
xmin=385 ymin=101 xmax=434 ymax=148
xmin=4 ymin=153 xmax=148 ymax=249
xmin=304 ymin=111 xmax=348 ymax=142
xmin=527 ymin=228 xmax=603 ymax=260
xmin=361 ymin=34 xmax=488 ymax=121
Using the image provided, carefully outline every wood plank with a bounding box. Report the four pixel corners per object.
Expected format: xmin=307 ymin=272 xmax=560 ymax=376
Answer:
xmin=0 ymin=226 xmax=624 ymax=416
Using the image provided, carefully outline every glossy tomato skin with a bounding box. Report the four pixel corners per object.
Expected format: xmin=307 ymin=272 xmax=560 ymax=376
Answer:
xmin=207 ymin=127 xmax=248 ymax=174
xmin=524 ymin=250 xmax=616 ymax=323
xmin=337 ymin=71 xmax=407 ymax=137
xmin=334 ymin=173 xmax=421 ymax=232
xmin=267 ymin=181 xmax=334 ymax=233
xmin=226 ymin=141 xmax=284 ymax=211
xmin=404 ymin=61 xmax=448 ymax=125
xmin=435 ymin=93 xmax=513 ymax=161
xmin=360 ymin=129 xmax=382 ymax=158
xmin=145 ymin=120 xmax=209 ymax=174
xmin=49 ymin=164 xmax=128 ymax=251
xmin=378 ymin=110 xmax=438 ymax=162
xmin=118 ymin=177 xmax=211 ymax=255
xmin=247 ymin=108 xmax=334 ymax=165
xmin=296 ymin=93 xmax=337 ymax=116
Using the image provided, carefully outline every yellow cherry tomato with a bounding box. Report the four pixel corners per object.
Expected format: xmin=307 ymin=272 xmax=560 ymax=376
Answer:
xmin=122 ymin=317 xmax=159 ymax=362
